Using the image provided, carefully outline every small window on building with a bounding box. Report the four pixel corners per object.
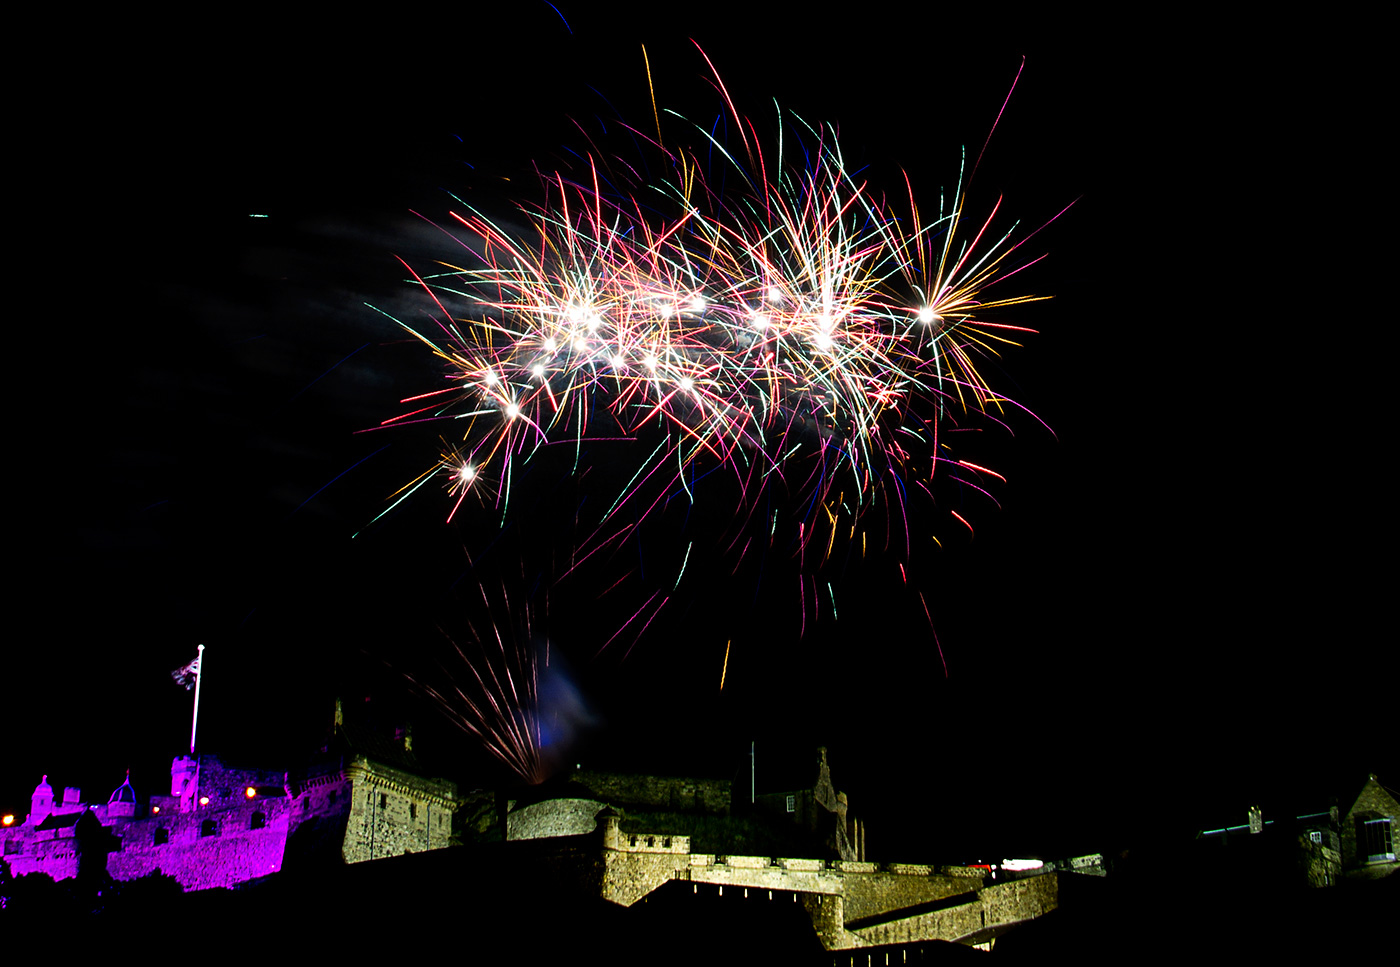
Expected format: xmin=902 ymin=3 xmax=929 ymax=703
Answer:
xmin=328 ymin=791 xmax=336 ymax=805
xmin=410 ymin=803 xmax=417 ymax=820
xmin=380 ymin=793 xmax=388 ymax=810
xmin=1360 ymin=818 xmax=1396 ymax=863
xmin=154 ymin=828 xmax=168 ymax=846
xmin=786 ymin=795 xmax=796 ymax=813
xmin=200 ymin=819 xmax=218 ymax=838
xmin=1309 ymin=830 xmax=1323 ymax=844
xmin=250 ymin=811 xmax=266 ymax=830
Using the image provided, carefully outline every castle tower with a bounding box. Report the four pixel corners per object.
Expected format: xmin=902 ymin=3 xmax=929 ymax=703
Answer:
xmin=171 ymin=755 xmax=198 ymax=812
xmin=30 ymin=775 xmax=54 ymax=826
xmin=598 ymin=805 xmax=622 ymax=850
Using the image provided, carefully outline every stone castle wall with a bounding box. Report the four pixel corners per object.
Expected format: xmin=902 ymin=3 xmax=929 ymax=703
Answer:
xmin=107 ymin=801 xmax=294 ymax=890
xmin=342 ymin=757 xmax=455 ymax=864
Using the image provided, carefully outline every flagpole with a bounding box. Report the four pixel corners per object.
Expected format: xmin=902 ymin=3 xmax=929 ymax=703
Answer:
xmin=189 ymin=644 xmax=205 ymax=756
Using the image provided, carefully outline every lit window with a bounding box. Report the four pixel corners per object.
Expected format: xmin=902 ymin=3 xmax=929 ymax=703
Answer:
xmin=1360 ymin=818 xmax=1395 ymax=863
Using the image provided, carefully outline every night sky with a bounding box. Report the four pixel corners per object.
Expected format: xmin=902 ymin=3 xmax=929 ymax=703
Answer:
xmin=8 ymin=10 xmax=1386 ymax=865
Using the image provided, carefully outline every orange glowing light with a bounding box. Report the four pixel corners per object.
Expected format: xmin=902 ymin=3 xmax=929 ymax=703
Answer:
xmin=245 ymin=786 xmax=257 ymax=799
xmin=199 ymin=796 xmax=210 ymax=806
xmin=2 ymin=814 xmax=14 ymax=826
xmin=151 ymin=806 xmax=160 ymax=815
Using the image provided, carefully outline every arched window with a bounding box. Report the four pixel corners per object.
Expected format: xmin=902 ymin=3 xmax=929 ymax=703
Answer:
xmin=250 ymin=811 xmax=266 ymax=830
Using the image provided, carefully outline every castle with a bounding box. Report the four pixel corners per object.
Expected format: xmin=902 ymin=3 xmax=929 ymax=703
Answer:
xmin=1 ymin=703 xmax=459 ymax=892
xmin=3 ymin=721 xmax=1082 ymax=952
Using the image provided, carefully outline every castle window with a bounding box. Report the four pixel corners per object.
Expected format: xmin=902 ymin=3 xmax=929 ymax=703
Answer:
xmin=200 ymin=819 xmax=218 ymax=838
xmin=250 ymin=811 xmax=266 ymax=830
xmin=786 ymin=795 xmax=796 ymax=813
xmin=410 ymin=803 xmax=417 ymax=820
xmin=154 ymin=828 xmax=168 ymax=846
xmin=1360 ymin=818 xmax=1395 ymax=863
xmin=328 ymin=791 xmax=336 ymax=805
xmin=380 ymin=793 xmax=388 ymax=810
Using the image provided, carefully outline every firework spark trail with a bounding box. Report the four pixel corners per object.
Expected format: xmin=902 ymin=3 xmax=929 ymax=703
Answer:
xmin=400 ymin=580 xmax=549 ymax=784
xmin=372 ymin=63 xmax=1059 ymax=622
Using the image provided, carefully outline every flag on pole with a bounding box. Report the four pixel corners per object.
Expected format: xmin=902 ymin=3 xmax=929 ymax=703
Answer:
xmin=171 ymin=656 xmax=201 ymax=690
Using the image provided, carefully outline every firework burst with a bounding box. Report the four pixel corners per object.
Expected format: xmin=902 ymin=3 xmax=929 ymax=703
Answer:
xmin=369 ymin=55 xmax=1062 ymax=641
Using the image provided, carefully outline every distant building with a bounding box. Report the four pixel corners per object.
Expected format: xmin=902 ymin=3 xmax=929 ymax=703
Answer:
xmin=1194 ymin=772 xmax=1398 ymax=887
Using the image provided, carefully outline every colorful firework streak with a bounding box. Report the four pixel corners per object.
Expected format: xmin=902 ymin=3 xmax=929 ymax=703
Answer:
xmin=369 ymin=59 xmax=1062 ymax=624
xmin=400 ymin=580 xmax=550 ymax=784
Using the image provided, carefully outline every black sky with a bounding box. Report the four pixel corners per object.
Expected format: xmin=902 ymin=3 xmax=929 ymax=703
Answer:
xmin=9 ymin=9 xmax=1387 ymax=863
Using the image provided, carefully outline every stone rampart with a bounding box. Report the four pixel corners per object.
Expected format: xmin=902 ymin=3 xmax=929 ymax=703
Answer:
xmin=598 ymin=830 xmax=1056 ymax=951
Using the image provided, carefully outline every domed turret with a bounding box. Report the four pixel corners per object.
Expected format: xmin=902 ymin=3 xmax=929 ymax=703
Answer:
xmin=108 ymin=770 xmax=139 ymax=819
xmin=30 ymin=774 xmax=54 ymax=825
